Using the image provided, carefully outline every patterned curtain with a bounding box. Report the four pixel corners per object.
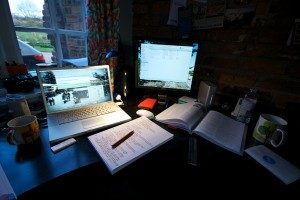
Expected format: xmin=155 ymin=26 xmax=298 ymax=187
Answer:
xmin=87 ymin=0 xmax=120 ymax=92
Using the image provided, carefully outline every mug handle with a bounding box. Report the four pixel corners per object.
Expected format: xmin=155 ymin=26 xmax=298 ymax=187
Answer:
xmin=270 ymin=129 xmax=287 ymax=148
xmin=7 ymin=129 xmax=17 ymax=145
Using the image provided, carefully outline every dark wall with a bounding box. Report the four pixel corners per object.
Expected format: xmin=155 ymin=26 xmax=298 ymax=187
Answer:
xmin=131 ymin=0 xmax=300 ymax=109
xmin=120 ymin=0 xmax=133 ymax=66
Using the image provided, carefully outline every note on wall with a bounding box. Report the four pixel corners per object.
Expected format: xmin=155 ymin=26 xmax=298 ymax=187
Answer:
xmin=193 ymin=0 xmax=226 ymax=30
xmin=224 ymin=6 xmax=256 ymax=27
xmin=167 ymin=0 xmax=187 ymax=26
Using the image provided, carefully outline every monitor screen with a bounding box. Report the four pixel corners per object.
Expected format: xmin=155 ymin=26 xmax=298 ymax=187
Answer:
xmin=135 ymin=39 xmax=199 ymax=92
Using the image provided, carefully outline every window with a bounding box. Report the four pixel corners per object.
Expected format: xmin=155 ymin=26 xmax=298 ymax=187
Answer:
xmin=8 ymin=0 xmax=87 ymax=70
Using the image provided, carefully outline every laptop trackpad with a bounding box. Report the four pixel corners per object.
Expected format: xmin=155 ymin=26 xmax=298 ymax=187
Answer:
xmin=82 ymin=116 xmax=106 ymax=129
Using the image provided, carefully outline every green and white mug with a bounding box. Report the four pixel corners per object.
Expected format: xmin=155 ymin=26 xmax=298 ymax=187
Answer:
xmin=252 ymin=114 xmax=288 ymax=147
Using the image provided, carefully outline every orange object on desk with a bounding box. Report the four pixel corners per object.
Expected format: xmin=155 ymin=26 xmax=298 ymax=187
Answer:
xmin=6 ymin=64 xmax=28 ymax=76
xmin=138 ymin=98 xmax=157 ymax=110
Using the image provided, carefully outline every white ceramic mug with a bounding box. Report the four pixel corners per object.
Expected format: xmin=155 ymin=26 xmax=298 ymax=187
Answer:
xmin=7 ymin=115 xmax=40 ymax=145
xmin=252 ymin=114 xmax=288 ymax=147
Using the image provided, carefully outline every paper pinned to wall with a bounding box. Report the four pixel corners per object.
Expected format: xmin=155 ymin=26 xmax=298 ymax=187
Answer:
xmin=193 ymin=0 xmax=226 ymax=30
xmin=167 ymin=0 xmax=187 ymax=26
xmin=287 ymin=19 xmax=300 ymax=46
xmin=224 ymin=6 xmax=256 ymax=27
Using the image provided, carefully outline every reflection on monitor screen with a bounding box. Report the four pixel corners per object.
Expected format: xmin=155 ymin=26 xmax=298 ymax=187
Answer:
xmin=136 ymin=39 xmax=199 ymax=92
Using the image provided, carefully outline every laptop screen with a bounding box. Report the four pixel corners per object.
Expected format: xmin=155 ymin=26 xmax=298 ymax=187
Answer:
xmin=37 ymin=65 xmax=113 ymax=114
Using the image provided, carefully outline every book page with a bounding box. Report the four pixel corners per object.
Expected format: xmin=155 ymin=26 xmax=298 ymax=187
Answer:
xmin=193 ymin=110 xmax=247 ymax=155
xmin=155 ymin=102 xmax=204 ymax=132
xmin=0 ymin=164 xmax=16 ymax=200
xmin=88 ymin=117 xmax=173 ymax=174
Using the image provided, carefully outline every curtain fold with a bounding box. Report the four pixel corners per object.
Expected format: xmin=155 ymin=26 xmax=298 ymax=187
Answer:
xmin=87 ymin=0 xmax=120 ymax=92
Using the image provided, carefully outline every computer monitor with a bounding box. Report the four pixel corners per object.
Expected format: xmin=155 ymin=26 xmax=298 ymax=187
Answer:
xmin=135 ymin=39 xmax=199 ymax=95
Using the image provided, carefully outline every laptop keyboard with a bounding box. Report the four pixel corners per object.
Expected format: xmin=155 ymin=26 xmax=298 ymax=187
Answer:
xmin=58 ymin=102 xmax=117 ymax=124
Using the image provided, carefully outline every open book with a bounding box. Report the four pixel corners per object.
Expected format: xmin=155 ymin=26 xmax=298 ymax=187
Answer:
xmin=155 ymin=102 xmax=205 ymax=133
xmin=88 ymin=116 xmax=173 ymax=174
xmin=156 ymin=105 xmax=247 ymax=155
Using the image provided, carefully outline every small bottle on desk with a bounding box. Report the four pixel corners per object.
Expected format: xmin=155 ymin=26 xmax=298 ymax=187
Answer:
xmin=232 ymin=88 xmax=257 ymax=124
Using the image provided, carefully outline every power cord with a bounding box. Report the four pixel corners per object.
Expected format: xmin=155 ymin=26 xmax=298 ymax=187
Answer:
xmin=115 ymin=94 xmax=124 ymax=106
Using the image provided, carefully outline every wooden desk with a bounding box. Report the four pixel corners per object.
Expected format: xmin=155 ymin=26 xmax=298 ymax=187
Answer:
xmin=0 ymin=98 xmax=299 ymax=199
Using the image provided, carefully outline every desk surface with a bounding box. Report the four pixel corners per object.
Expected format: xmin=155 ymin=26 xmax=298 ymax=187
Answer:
xmin=0 ymin=97 xmax=299 ymax=199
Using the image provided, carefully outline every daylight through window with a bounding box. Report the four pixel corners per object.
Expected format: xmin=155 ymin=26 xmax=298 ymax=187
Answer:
xmin=8 ymin=0 xmax=87 ymax=70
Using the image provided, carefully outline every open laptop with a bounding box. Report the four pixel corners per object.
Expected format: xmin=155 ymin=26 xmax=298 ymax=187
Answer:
xmin=37 ymin=65 xmax=131 ymax=143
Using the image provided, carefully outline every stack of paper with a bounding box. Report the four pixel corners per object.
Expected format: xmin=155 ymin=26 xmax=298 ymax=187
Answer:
xmin=88 ymin=116 xmax=173 ymax=174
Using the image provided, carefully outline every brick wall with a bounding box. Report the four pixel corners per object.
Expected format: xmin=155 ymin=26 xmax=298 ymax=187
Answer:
xmin=132 ymin=0 xmax=300 ymax=108
xmin=43 ymin=0 xmax=86 ymax=61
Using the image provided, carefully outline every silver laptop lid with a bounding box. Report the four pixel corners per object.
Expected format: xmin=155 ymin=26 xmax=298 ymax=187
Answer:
xmin=37 ymin=65 xmax=113 ymax=114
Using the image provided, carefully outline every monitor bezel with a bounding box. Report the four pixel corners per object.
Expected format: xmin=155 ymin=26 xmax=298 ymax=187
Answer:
xmin=134 ymin=37 xmax=200 ymax=95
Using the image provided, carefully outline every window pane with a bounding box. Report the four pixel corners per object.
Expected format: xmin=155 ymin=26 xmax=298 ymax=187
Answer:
xmin=61 ymin=35 xmax=87 ymax=67
xmin=54 ymin=0 xmax=86 ymax=31
xmin=8 ymin=0 xmax=51 ymax=28
xmin=17 ymin=31 xmax=56 ymax=71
